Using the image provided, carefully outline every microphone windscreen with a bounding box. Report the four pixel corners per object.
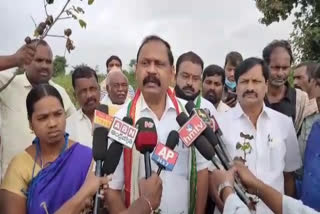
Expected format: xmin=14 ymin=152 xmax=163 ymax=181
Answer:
xmin=92 ymin=127 xmax=108 ymax=161
xmin=123 ymin=116 xmax=133 ymax=125
xmin=103 ymin=142 xmax=123 ymax=175
xmin=96 ymin=104 xmax=109 ymax=114
xmin=135 ymin=117 xmax=158 ymax=153
xmin=176 ymin=112 xmax=189 ymax=126
xmin=185 ymin=101 xmax=196 ymax=115
xmin=165 ymin=130 xmax=180 ymax=150
xmin=193 ymin=135 xmax=215 ymax=160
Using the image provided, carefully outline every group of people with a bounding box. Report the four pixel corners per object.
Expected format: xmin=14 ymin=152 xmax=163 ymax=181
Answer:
xmin=0 ymin=35 xmax=319 ymax=214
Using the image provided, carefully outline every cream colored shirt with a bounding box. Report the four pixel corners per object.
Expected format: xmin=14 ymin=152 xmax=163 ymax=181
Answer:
xmin=66 ymin=109 xmax=93 ymax=148
xmin=0 ymin=71 xmax=76 ymax=180
xmin=217 ymin=100 xmax=230 ymax=112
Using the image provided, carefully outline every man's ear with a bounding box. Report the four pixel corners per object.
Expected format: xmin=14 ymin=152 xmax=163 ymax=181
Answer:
xmin=106 ymin=85 xmax=110 ymax=93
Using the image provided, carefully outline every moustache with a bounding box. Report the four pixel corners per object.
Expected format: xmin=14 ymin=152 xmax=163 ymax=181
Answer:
xmin=242 ymin=90 xmax=258 ymax=98
xmin=182 ymin=86 xmax=195 ymax=92
xmin=85 ymin=97 xmax=97 ymax=105
xmin=143 ymin=75 xmax=161 ymax=86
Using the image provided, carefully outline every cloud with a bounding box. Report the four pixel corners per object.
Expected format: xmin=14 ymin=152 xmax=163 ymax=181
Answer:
xmin=0 ymin=0 xmax=294 ymax=73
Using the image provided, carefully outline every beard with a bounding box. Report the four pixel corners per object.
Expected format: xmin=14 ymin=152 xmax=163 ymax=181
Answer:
xmin=204 ymin=90 xmax=219 ymax=105
xmin=174 ymin=85 xmax=200 ymax=101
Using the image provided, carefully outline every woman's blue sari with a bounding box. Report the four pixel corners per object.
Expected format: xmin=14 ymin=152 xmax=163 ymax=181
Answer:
xmin=26 ymin=141 xmax=92 ymax=214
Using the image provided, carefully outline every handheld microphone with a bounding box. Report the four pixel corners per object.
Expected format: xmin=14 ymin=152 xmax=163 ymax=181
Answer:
xmin=154 ymin=130 xmax=180 ymax=175
xmin=102 ymin=116 xmax=133 ymax=175
xmin=94 ymin=104 xmax=114 ymax=129
xmin=92 ymin=127 xmax=109 ymax=214
xmin=135 ymin=117 xmax=158 ymax=178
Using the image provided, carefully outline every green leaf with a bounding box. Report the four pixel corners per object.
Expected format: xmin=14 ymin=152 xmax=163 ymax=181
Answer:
xmin=77 ymin=6 xmax=85 ymax=14
xmin=88 ymin=0 xmax=94 ymax=5
xmin=78 ymin=19 xmax=87 ymax=28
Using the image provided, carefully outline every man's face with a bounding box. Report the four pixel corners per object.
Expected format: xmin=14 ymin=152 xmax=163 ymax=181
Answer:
xmin=107 ymin=59 xmax=121 ymax=73
xmin=74 ymin=76 xmax=100 ymax=114
xmin=25 ymin=45 xmax=53 ymax=85
xmin=176 ymin=61 xmax=202 ymax=98
xmin=294 ymin=66 xmax=311 ymax=93
xmin=107 ymin=74 xmax=128 ymax=105
xmin=237 ymin=65 xmax=267 ymax=108
xmin=202 ymin=75 xmax=224 ymax=106
xmin=136 ymin=41 xmax=173 ymax=98
xmin=225 ymin=62 xmax=236 ymax=82
xmin=268 ymin=47 xmax=291 ymax=87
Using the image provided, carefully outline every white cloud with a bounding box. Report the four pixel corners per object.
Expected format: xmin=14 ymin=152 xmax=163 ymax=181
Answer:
xmin=0 ymin=0 xmax=294 ymax=73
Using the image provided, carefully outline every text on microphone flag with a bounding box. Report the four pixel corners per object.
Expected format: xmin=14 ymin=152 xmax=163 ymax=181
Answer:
xmin=108 ymin=117 xmax=138 ymax=148
xmin=151 ymin=143 xmax=179 ymax=171
xmin=94 ymin=109 xmax=114 ymax=129
xmin=178 ymin=113 xmax=206 ymax=147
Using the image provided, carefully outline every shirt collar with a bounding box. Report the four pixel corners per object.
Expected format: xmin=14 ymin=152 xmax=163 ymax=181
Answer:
xmin=233 ymin=102 xmax=270 ymax=120
xmin=77 ymin=108 xmax=91 ymax=121
xmin=22 ymin=72 xmax=54 ymax=88
xmin=140 ymin=93 xmax=176 ymax=113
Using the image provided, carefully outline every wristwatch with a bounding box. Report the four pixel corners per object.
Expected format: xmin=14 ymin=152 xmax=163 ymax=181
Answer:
xmin=217 ymin=181 xmax=234 ymax=199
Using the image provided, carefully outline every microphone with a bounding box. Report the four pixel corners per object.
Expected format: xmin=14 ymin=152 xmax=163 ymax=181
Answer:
xmin=102 ymin=142 xmax=123 ymax=175
xmin=96 ymin=104 xmax=109 ymax=114
xmin=153 ymin=130 xmax=180 ymax=175
xmin=94 ymin=104 xmax=114 ymax=129
xmin=176 ymin=112 xmax=252 ymax=208
xmin=102 ymin=117 xmax=133 ymax=176
xmin=92 ymin=127 xmax=109 ymax=214
xmin=135 ymin=117 xmax=158 ymax=178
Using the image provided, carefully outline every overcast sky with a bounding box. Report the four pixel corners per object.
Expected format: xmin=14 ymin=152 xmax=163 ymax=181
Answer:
xmin=0 ymin=0 xmax=294 ymax=74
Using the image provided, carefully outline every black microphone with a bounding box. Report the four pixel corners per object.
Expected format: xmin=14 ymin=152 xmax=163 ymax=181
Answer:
xmin=157 ymin=130 xmax=180 ymax=175
xmin=102 ymin=142 xmax=123 ymax=175
xmin=92 ymin=127 xmax=109 ymax=214
xmin=135 ymin=117 xmax=158 ymax=178
xmin=176 ymin=112 xmax=252 ymax=208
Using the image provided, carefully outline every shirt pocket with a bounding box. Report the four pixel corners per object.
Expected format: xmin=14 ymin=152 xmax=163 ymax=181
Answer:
xmin=268 ymin=136 xmax=286 ymax=172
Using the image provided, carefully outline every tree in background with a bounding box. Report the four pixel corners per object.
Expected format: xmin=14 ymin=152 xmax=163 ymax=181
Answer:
xmin=53 ymin=55 xmax=67 ymax=77
xmin=255 ymin=0 xmax=320 ymax=62
xmin=124 ymin=58 xmax=137 ymax=89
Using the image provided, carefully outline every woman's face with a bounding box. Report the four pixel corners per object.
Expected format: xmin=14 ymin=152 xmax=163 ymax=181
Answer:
xmin=30 ymin=96 xmax=66 ymax=145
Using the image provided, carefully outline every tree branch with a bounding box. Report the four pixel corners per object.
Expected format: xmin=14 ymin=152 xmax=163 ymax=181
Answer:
xmin=57 ymin=16 xmax=73 ymax=20
xmin=43 ymin=0 xmax=49 ymax=17
xmin=47 ymin=34 xmax=66 ymax=38
xmin=30 ymin=15 xmax=37 ymax=27
xmin=41 ymin=0 xmax=72 ymax=39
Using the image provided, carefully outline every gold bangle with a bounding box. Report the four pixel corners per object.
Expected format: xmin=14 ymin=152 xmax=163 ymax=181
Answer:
xmin=141 ymin=196 xmax=154 ymax=213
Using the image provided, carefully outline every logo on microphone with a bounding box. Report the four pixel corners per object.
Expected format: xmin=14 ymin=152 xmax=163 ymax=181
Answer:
xmin=94 ymin=109 xmax=114 ymax=129
xmin=151 ymin=143 xmax=179 ymax=171
xmin=108 ymin=117 xmax=138 ymax=148
xmin=178 ymin=113 xmax=206 ymax=147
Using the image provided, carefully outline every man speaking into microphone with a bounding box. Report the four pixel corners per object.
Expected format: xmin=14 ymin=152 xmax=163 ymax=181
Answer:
xmin=105 ymin=35 xmax=210 ymax=214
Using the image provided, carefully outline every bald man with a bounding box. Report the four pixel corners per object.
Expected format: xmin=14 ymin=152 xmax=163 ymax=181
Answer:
xmin=101 ymin=71 xmax=130 ymax=107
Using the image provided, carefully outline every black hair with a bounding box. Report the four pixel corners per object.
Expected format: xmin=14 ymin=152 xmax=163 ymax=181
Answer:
xmin=224 ymin=51 xmax=243 ymax=67
xmin=106 ymin=55 xmax=122 ymax=68
xmin=235 ymin=57 xmax=269 ymax=83
xmin=71 ymin=65 xmax=98 ymax=89
xmin=136 ymin=35 xmax=174 ymax=66
xmin=176 ymin=51 xmax=204 ymax=76
xmin=202 ymin=64 xmax=225 ymax=84
xmin=26 ymin=84 xmax=64 ymax=121
xmin=295 ymin=62 xmax=320 ymax=80
xmin=262 ymin=40 xmax=294 ymax=65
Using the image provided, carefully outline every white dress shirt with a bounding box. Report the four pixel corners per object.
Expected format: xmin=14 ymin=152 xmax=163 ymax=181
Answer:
xmin=224 ymin=193 xmax=319 ymax=214
xmin=109 ymin=94 xmax=210 ymax=214
xmin=66 ymin=109 xmax=93 ymax=148
xmin=217 ymin=101 xmax=230 ymax=112
xmin=0 ymin=71 xmax=76 ymax=180
xmin=216 ymin=103 xmax=302 ymax=214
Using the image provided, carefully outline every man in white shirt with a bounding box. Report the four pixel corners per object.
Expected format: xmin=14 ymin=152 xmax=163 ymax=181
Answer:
xmin=202 ymin=64 xmax=230 ymax=113
xmin=66 ymin=65 xmax=101 ymax=147
xmin=216 ymin=57 xmax=301 ymax=213
xmin=100 ymin=70 xmax=131 ymax=109
xmin=0 ymin=40 xmax=76 ymax=179
xmin=210 ymin=164 xmax=319 ymax=214
xmin=106 ymin=35 xmax=209 ymax=214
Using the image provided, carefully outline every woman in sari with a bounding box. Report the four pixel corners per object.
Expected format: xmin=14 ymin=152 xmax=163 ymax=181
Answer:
xmin=0 ymin=84 xmax=108 ymax=214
